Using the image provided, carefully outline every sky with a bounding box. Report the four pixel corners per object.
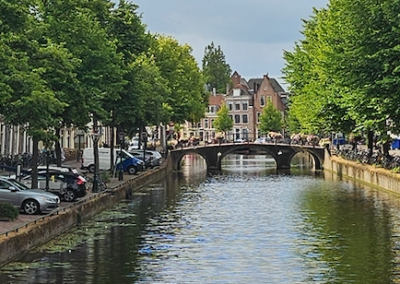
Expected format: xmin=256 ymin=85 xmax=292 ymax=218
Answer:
xmin=129 ymin=0 xmax=330 ymax=89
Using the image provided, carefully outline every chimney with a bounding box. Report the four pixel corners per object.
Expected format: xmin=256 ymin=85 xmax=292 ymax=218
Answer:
xmin=212 ymin=87 xmax=216 ymax=96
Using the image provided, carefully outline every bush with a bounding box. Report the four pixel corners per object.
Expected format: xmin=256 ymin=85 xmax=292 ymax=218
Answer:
xmin=100 ymin=171 xmax=110 ymax=183
xmin=0 ymin=203 xmax=19 ymax=221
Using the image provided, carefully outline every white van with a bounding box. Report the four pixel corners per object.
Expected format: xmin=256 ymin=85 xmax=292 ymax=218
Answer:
xmin=81 ymin=148 xmax=144 ymax=174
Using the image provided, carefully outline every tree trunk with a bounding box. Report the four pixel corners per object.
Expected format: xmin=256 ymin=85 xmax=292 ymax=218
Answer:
xmin=31 ymin=137 xmax=39 ymax=189
xmin=367 ymin=130 xmax=374 ymax=156
xmin=383 ymin=141 xmax=391 ymax=157
xmin=55 ymin=128 xmax=62 ymax=166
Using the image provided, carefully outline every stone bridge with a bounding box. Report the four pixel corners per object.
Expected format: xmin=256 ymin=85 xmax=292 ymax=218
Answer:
xmin=169 ymin=143 xmax=326 ymax=171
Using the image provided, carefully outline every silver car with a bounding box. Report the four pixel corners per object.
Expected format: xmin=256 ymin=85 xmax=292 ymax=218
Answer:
xmin=0 ymin=177 xmax=60 ymax=215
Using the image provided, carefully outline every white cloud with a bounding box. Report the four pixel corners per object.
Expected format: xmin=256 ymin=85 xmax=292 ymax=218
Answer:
xmin=127 ymin=0 xmax=329 ymax=89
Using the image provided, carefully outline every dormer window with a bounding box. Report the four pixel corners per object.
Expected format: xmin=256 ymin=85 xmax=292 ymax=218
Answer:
xmin=233 ymin=89 xmax=240 ymax=97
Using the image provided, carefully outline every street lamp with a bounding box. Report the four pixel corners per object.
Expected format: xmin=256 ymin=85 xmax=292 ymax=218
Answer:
xmin=118 ymin=131 xmax=125 ymax=181
xmin=90 ymin=130 xmax=101 ymax=193
xmin=142 ymin=132 xmax=148 ymax=169
xmin=45 ymin=149 xmax=50 ymax=191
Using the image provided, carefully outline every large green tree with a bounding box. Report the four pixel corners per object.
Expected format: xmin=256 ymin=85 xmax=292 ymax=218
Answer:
xmin=283 ymin=0 xmax=400 ymax=154
xmin=202 ymin=42 xmax=232 ymax=94
xmin=150 ymin=35 xmax=207 ymax=124
xmin=0 ymin=0 xmax=68 ymax=186
xmin=259 ymin=101 xmax=283 ymax=134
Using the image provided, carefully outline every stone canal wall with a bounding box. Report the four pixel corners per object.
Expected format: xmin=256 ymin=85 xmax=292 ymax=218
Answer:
xmin=0 ymin=157 xmax=173 ymax=267
xmin=323 ymin=149 xmax=400 ymax=195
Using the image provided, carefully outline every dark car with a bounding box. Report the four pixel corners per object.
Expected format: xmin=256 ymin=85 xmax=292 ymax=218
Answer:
xmin=19 ymin=170 xmax=87 ymax=202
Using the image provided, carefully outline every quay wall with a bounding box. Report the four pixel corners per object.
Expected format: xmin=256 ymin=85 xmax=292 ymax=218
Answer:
xmin=0 ymin=157 xmax=173 ymax=267
xmin=323 ymin=149 xmax=400 ymax=195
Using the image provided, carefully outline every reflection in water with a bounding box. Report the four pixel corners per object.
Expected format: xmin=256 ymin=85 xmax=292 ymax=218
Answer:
xmin=0 ymin=155 xmax=400 ymax=283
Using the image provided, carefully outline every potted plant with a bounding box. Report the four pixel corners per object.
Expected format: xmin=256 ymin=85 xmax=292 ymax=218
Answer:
xmin=0 ymin=202 xmax=19 ymax=221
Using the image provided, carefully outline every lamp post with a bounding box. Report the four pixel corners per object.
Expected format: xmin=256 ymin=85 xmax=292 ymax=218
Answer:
xmin=118 ymin=131 xmax=125 ymax=181
xmin=90 ymin=130 xmax=101 ymax=193
xmin=45 ymin=149 xmax=50 ymax=191
xmin=142 ymin=132 xmax=148 ymax=169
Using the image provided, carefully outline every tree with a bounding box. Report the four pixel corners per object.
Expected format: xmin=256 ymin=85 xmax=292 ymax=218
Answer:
xmin=283 ymin=0 xmax=400 ymax=155
xmin=259 ymin=101 xmax=282 ymax=134
xmin=213 ymin=103 xmax=233 ymax=138
xmin=150 ymin=35 xmax=207 ymax=124
xmin=202 ymin=42 xmax=232 ymax=94
xmin=0 ymin=0 xmax=68 ymax=187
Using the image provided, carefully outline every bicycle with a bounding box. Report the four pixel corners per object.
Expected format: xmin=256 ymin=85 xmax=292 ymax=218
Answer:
xmin=84 ymin=174 xmax=108 ymax=193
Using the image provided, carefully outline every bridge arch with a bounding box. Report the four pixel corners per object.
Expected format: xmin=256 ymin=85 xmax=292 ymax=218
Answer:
xmin=173 ymin=150 xmax=209 ymax=171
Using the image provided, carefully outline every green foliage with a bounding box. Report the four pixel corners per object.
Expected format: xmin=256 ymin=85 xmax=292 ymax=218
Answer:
xmin=150 ymin=35 xmax=207 ymax=123
xmin=100 ymin=170 xmax=110 ymax=183
xmin=202 ymin=42 xmax=232 ymax=94
xmin=213 ymin=103 xmax=233 ymax=134
xmin=282 ymin=0 xmax=400 ymax=150
xmin=259 ymin=101 xmax=283 ymax=134
xmin=0 ymin=203 xmax=19 ymax=221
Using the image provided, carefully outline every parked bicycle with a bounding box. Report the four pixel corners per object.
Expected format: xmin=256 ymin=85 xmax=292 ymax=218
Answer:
xmin=83 ymin=174 xmax=108 ymax=192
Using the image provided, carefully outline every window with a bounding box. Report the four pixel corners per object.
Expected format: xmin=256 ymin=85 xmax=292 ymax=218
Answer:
xmin=242 ymin=115 xmax=248 ymax=124
xmin=205 ymin=119 xmax=209 ymax=128
xmin=242 ymin=102 xmax=248 ymax=111
xmin=257 ymin=112 xmax=261 ymax=123
xmin=235 ymin=115 xmax=240 ymax=123
xmin=260 ymin=96 xmax=265 ymax=107
xmin=235 ymin=103 xmax=240 ymax=111
xmin=229 ymin=115 xmax=233 ymax=121
xmin=267 ymin=96 xmax=272 ymax=102
xmin=211 ymin=119 xmax=215 ymax=128
xmin=228 ymin=103 xmax=233 ymax=111
xmin=210 ymin=106 xmax=215 ymax=113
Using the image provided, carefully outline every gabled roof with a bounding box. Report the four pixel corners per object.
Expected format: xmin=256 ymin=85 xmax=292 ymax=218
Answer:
xmin=226 ymin=87 xmax=251 ymax=97
xmin=240 ymin=78 xmax=250 ymax=90
xmin=247 ymin=77 xmax=285 ymax=93
xmin=247 ymin=78 xmax=263 ymax=91
xmin=269 ymin=78 xmax=285 ymax=93
xmin=209 ymin=94 xmax=225 ymax=105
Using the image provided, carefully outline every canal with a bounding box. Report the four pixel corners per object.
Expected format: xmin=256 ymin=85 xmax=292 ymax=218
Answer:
xmin=1 ymin=153 xmax=400 ymax=283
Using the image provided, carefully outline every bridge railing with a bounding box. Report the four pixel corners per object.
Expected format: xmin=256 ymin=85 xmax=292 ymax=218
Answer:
xmin=173 ymin=133 xmax=323 ymax=149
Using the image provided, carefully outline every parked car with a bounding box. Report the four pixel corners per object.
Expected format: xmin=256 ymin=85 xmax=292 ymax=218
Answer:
xmin=81 ymin=148 xmax=144 ymax=175
xmin=254 ymin=137 xmax=271 ymax=144
xmin=128 ymin=137 xmax=140 ymax=151
xmin=0 ymin=177 xmax=60 ymax=215
xmin=128 ymin=151 xmax=152 ymax=168
xmin=37 ymin=165 xmax=80 ymax=174
xmin=128 ymin=149 xmax=162 ymax=168
xmin=20 ymin=171 xmax=87 ymax=202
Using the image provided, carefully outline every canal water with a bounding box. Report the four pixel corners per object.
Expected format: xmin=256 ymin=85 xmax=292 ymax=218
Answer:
xmin=1 ymin=154 xmax=400 ymax=283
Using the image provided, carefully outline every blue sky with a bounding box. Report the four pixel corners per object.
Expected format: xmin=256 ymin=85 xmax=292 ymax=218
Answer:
xmin=128 ymin=0 xmax=330 ymax=89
